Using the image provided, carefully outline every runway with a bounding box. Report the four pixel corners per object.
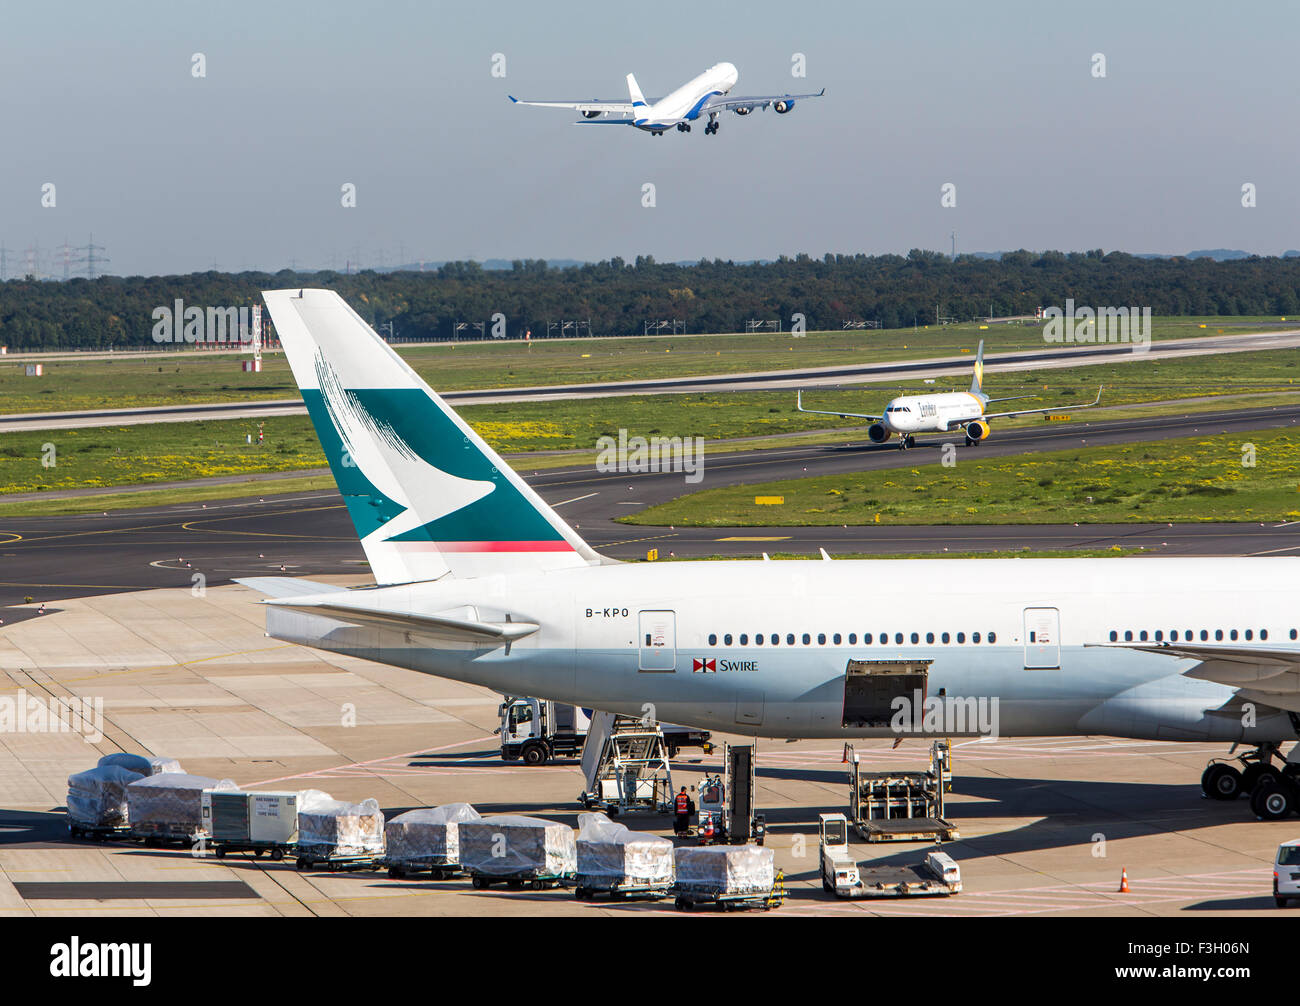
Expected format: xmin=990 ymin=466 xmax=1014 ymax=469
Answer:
xmin=2 ymin=402 xmax=1300 ymax=609
xmin=3 ymin=328 xmax=1297 ymax=432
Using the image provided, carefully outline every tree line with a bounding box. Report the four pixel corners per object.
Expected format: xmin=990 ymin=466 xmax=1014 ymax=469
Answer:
xmin=1 ymin=249 xmax=1298 ymax=350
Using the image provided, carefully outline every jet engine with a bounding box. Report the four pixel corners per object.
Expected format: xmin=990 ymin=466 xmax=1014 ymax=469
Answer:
xmin=867 ymin=423 xmax=892 ymax=444
xmin=734 ymin=106 xmax=753 ymax=116
xmin=965 ymin=420 xmax=991 ymax=442
xmin=774 ymin=100 xmax=794 ymax=114
xmin=582 ymin=110 xmax=602 ymax=119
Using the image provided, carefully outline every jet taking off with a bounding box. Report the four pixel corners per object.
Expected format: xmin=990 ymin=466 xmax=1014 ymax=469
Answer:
xmin=797 ymin=341 xmax=1102 ymax=449
xmin=508 ymin=62 xmax=824 ymax=135
xmin=248 ymin=291 xmax=1300 ymax=819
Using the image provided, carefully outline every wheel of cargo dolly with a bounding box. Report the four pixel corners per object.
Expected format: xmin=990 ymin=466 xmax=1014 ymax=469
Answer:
xmin=271 ymin=848 xmax=284 ymax=862
xmin=530 ymin=879 xmax=543 ymax=891
xmin=296 ymin=857 xmax=307 ymax=870
xmin=388 ymin=867 xmax=401 ymax=879
xmin=472 ymin=875 xmax=486 ymax=889
xmin=675 ymin=897 xmax=688 ymax=911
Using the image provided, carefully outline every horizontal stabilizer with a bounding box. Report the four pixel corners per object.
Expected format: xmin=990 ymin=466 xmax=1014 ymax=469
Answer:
xmin=234 ymin=577 xmax=350 ymax=599
xmin=263 ymin=596 xmax=539 ymax=645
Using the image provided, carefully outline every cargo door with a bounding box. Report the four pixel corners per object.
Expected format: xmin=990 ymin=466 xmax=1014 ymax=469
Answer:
xmin=841 ymin=659 xmax=931 ymax=728
xmin=1023 ymin=607 xmax=1060 ymax=669
xmin=638 ymin=610 xmax=676 ymax=671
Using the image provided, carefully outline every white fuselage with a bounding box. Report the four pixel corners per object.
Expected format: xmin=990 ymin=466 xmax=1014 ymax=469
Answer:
xmin=882 ymin=391 xmax=987 ymax=435
xmin=269 ymin=556 xmax=1300 ymax=746
xmin=635 ymin=62 xmax=738 ymax=129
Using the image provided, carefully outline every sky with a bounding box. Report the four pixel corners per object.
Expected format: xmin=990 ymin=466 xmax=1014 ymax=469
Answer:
xmin=0 ymin=0 xmax=1296 ymax=276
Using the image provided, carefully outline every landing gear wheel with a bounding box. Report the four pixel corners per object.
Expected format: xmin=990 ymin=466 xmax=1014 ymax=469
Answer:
xmin=1253 ymin=767 xmax=1283 ymax=793
xmin=1252 ymin=783 xmax=1296 ymax=820
xmin=1202 ymin=763 xmax=1243 ymax=800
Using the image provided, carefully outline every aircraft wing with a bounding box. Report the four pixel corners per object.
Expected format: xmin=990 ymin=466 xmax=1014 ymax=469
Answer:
xmin=263 ymin=597 xmax=540 ymax=646
xmin=795 ymin=390 xmax=882 ymax=422
xmin=508 ymin=95 xmax=638 ymax=114
xmin=703 ymin=88 xmax=825 ymax=113
xmin=1101 ymin=642 xmax=1300 ymax=713
xmin=982 ymin=386 xmax=1103 ymax=420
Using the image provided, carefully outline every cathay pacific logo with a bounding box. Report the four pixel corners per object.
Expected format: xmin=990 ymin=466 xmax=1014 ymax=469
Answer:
xmin=314 ymin=352 xmax=495 ymax=542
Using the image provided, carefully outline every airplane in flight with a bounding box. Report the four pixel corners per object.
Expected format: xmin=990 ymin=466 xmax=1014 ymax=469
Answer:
xmin=797 ymin=341 xmax=1103 ymax=448
xmin=508 ymin=61 xmax=824 ymax=135
xmin=247 ymin=290 xmax=1300 ymax=820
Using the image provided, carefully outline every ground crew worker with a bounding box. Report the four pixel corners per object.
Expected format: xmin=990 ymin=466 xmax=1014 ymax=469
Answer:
xmin=674 ymin=785 xmax=692 ymax=836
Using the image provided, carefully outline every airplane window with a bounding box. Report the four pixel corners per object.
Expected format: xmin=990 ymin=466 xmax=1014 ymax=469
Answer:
xmin=1215 ymin=630 xmax=1223 ymax=641
xmin=848 ymin=633 xmax=856 ymax=644
xmin=802 ymin=633 xmax=811 ymax=645
xmin=862 ymin=633 xmax=871 ymax=644
xmin=1261 ymin=629 xmax=1268 ymax=641
xmin=1169 ymin=631 xmax=1178 ymax=642
xmin=739 ymin=634 xmax=748 ymax=645
xmin=817 ymin=633 xmax=826 ymax=645
xmin=771 ymin=634 xmax=780 ymax=645
xmin=708 ymin=633 xmax=717 ymax=646
xmin=1124 ymin=630 xmax=1133 ymax=641
xmin=926 ymin=632 xmax=935 ymax=644
xmin=755 ymin=634 xmax=763 ymax=646
xmin=1201 ymin=630 xmax=1209 ymax=641
xmin=833 ymin=633 xmax=842 ymax=645
xmin=1029 ymin=632 xmax=1036 ymax=643
xmin=1155 ymin=631 xmax=1163 ymax=642
xmin=1291 ymin=629 xmax=1297 ymax=640
xmin=972 ymin=632 xmax=981 ymax=643
xmin=988 ymin=631 xmax=996 ymax=643
xmin=957 ymin=632 xmax=965 ymax=643
xmin=1230 ymin=629 xmax=1238 ymax=641
xmin=787 ymin=633 xmax=795 ymax=645
xmin=1244 ymin=629 xmax=1253 ymax=641
xmin=894 ymin=633 xmax=903 ymax=645
xmin=1109 ymin=631 xmax=1118 ymax=642
xmin=724 ymin=634 xmax=733 ymax=645
xmin=941 ymin=632 xmax=950 ymax=643
xmin=1185 ymin=629 xmax=1192 ymax=640
xmin=1139 ymin=630 xmax=1148 ymax=641
xmin=910 ymin=632 xmax=919 ymax=644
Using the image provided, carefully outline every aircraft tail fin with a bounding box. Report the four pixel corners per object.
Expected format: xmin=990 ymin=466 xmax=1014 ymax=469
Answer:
xmin=261 ymin=289 xmax=604 ymax=583
xmin=969 ymin=339 xmax=985 ymax=395
xmin=626 ymin=72 xmax=647 ymax=109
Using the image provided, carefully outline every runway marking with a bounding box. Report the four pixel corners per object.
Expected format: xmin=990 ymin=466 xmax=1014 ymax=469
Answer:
xmin=551 ymin=492 xmax=598 ymax=507
xmin=716 ymin=536 xmax=792 ymax=542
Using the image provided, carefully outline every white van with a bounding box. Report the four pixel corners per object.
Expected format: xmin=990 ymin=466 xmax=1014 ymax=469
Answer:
xmin=1274 ymin=840 xmax=1300 ymax=908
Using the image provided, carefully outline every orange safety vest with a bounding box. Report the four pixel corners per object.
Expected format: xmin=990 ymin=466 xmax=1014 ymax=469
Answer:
xmin=675 ymin=792 xmax=690 ymax=814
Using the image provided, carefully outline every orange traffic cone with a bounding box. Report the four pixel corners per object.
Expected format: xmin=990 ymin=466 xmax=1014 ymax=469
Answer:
xmin=1118 ymin=868 xmax=1130 ymax=893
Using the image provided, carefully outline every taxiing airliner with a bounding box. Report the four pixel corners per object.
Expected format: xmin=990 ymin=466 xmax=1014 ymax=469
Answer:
xmin=246 ymin=291 xmax=1299 ymax=819
xmin=797 ymin=341 xmax=1103 ymax=448
xmin=508 ymin=62 xmax=824 ymax=135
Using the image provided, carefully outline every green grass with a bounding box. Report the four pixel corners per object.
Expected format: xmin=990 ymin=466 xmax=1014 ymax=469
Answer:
xmin=0 ymin=474 xmax=338 ymax=518
xmin=1 ymin=315 xmax=1286 ymax=413
xmin=5 ymin=344 xmax=1300 ymax=501
xmin=625 ymin=427 xmax=1300 ymax=527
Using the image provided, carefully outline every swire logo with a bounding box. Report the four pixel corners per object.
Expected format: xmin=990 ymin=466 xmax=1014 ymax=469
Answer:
xmin=692 ymin=658 xmax=717 ymax=673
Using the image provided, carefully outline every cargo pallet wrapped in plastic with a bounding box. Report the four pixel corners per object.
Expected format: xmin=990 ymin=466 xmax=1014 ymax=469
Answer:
xmin=574 ymin=812 xmax=674 ymax=900
xmin=127 ymin=773 xmax=237 ymax=844
xmin=672 ymin=844 xmax=782 ymax=911
xmin=459 ymin=815 xmax=577 ymax=890
xmin=97 ymin=753 xmax=183 ymax=777
xmin=67 ymin=765 xmax=145 ymax=838
xmin=294 ymin=790 xmax=385 ymax=870
xmin=382 ymin=803 xmax=481 ymax=878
